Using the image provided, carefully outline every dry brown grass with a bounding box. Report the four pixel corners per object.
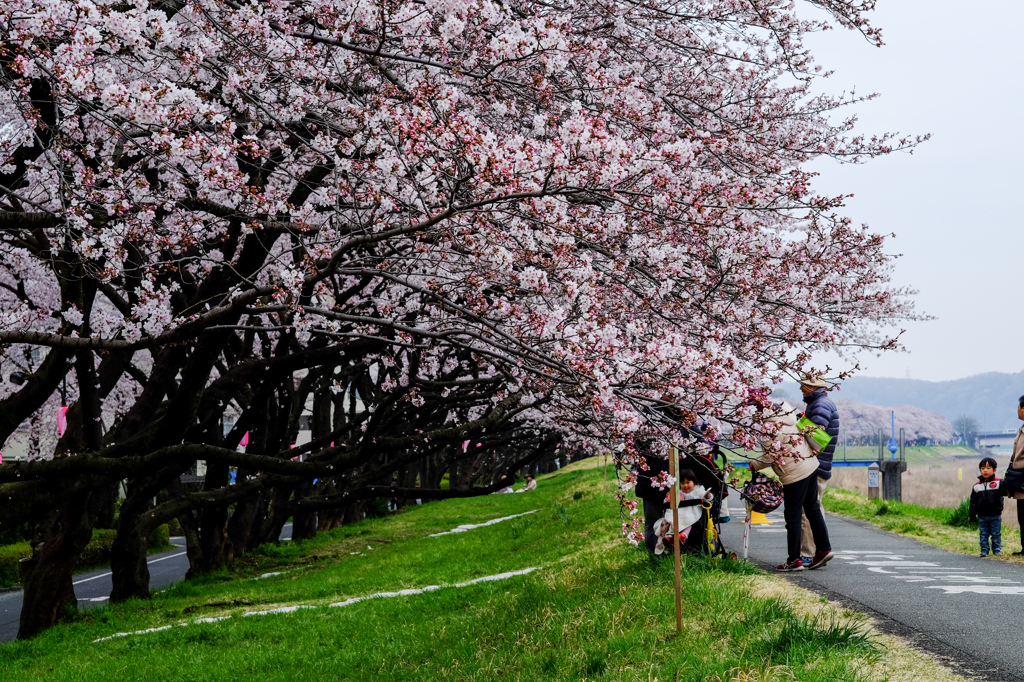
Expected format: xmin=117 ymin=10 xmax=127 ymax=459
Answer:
xmin=829 ymin=453 xmax=1021 ymax=530
xmin=747 ymin=574 xmax=966 ymax=682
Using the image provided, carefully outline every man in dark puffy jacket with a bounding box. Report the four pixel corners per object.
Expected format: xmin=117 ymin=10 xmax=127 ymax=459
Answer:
xmin=799 ymin=374 xmax=839 ymax=564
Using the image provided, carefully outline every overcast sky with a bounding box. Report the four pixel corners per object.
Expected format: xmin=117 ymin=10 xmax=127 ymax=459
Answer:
xmin=799 ymin=1 xmax=1024 ymax=382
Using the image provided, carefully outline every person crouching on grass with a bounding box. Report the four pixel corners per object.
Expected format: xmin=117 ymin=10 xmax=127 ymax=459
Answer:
xmin=969 ymin=456 xmax=1003 ymax=557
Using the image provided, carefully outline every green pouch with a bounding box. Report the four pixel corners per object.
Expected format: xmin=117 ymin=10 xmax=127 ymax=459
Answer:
xmin=796 ymin=415 xmax=832 ymax=453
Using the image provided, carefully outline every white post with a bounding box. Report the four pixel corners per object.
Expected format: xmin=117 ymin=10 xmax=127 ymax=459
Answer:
xmin=742 ymin=507 xmax=751 ymax=559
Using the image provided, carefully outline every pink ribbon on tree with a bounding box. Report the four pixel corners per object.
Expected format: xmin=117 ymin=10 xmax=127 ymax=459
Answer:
xmin=57 ymin=405 xmax=69 ymax=437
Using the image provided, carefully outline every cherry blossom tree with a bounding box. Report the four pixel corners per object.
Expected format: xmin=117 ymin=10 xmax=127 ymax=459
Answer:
xmin=0 ymin=0 xmax=922 ymax=636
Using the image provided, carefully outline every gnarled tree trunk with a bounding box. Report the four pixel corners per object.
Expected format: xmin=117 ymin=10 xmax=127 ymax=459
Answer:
xmin=291 ymin=482 xmax=318 ymax=540
xmin=225 ymin=489 xmax=262 ymax=566
xmin=109 ymin=483 xmax=153 ymax=603
xmin=18 ymin=493 xmax=96 ymax=639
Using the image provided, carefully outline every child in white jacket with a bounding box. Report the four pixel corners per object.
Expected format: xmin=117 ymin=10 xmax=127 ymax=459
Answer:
xmin=654 ymin=469 xmax=713 ymax=555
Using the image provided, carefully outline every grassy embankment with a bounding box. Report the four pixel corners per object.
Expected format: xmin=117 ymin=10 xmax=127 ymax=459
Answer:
xmin=827 ymin=445 xmax=977 ymax=464
xmin=0 ymin=461 xmax=963 ymax=682
xmin=823 ymin=446 xmax=1024 ymax=559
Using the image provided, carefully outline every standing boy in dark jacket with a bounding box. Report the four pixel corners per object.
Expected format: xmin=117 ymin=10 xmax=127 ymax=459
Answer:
xmin=799 ymin=375 xmax=840 ymax=564
xmin=969 ymin=456 xmax=1003 ymax=557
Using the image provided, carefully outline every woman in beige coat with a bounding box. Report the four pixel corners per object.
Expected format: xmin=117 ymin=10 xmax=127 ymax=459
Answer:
xmin=749 ymin=401 xmax=834 ymax=571
xmin=1007 ymin=397 xmax=1024 ymax=555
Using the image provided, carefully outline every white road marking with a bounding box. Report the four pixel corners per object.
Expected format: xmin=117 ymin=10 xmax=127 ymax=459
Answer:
xmin=849 ymin=560 xmax=940 ymax=567
xmin=147 ymin=551 xmax=188 ymax=565
xmin=73 ymin=573 xmax=112 ymax=586
xmin=826 ymin=550 xmax=1020 ymax=594
xmin=928 ymin=586 xmax=1024 ymax=595
xmin=867 ymin=567 xmax=977 ymax=575
xmin=73 ymin=548 xmax=189 ymax=585
xmin=428 ymin=510 xmax=538 ymax=537
xmin=94 ymin=567 xmax=542 ymax=642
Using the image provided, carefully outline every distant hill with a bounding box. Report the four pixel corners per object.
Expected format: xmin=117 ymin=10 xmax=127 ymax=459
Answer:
xmin=834 ymin=399 xmax=952 ymax=441
xmin=782 ymin=371 xmax=1024 ymax=432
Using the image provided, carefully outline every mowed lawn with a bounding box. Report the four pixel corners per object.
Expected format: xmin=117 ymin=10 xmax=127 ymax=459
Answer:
xmin=0 ymin=462 xmax=960 ymax=682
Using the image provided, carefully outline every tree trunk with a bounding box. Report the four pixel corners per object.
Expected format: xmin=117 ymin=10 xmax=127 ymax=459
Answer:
xmin=194 ymin=462 xmax=230 ymax=574
xmin=179 ymin=510 xmax=205 ymax=579
xmin=291 ymin=482 xmax=318 ymax=540
xmin=245 ymin=495 xmax=270 ymax=553
xmin=18 ymin=494 xmax=95 ymax=639
xmin=316 ymin=481 xmax=345 ymax=531
xmin=196 ymin=507 xmax=229 ymax=574
xmin=108 ymin=477 xmax=157 ymax=602
xmin=94 ymin=485 xmax=118 ymax=529
xmin=110 ymin=465 xmax=185 ymax=601
xmin=225 ymin=490 xmax=262 ymax=566
xmin=109 ymin=482 xmax=154 ymax=603
xmin=108 ymin=526 xmax=150 ymax=603
xmin=257 ymin=486 xmax=292 ymax=545
xmin=342 ymin=501 xmax=364 ymax=525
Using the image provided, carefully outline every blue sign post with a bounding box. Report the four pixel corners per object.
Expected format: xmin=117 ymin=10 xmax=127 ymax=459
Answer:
xmin=887 ymin=410 xmax=899 ymax=460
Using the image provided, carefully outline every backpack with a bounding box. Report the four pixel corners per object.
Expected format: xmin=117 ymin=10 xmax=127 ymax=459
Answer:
xmin=742 ymin=472 xmax=784 ymax=514
xmin=1003 ymin=466 xmax=1024 ymax=496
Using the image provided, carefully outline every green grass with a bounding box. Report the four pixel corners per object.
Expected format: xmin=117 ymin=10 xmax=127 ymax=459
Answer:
xmin=0 ymin=465 xmax=941 ymax=682
xmin=830 ymin=445 xmax=976 ymax=465
xmin=824 ymin=490 xmax=958 ymax=525
xmin=822 ymin=487 xmax=1022 ymax=558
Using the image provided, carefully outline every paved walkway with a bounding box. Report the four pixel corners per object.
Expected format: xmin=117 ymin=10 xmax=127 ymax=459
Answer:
xmin=719 ymin=508 xmax=1024 ymax=681
xmin=0 ymin=524 xmax=291 ymax=643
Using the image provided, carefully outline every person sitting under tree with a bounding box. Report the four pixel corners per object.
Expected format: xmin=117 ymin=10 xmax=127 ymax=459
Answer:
xmin=516 ymin=475 xmax=536 ymax=492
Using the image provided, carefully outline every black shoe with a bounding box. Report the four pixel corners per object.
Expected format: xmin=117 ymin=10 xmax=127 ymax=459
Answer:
xmin=1013 ymin=551 xmax=1024 ymax=556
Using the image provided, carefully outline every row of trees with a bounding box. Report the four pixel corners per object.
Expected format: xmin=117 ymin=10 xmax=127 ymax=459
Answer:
xmin=0 ymin=0 xmax=920 ymax=637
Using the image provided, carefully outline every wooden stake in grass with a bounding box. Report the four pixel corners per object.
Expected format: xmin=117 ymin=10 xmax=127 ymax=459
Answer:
xmin=669 ymin=443 xmax=682 ymax=635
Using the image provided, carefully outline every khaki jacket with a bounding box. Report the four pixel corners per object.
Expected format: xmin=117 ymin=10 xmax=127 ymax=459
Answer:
xmin=749 ymin=401 xmax=820 ymax=486
xmin=1009 ymin=425 xmax=1024 ymax=500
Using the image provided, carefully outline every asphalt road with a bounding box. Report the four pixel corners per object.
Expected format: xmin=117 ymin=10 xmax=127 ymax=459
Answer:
xmin=0 ymin=523 xmax=292 ymax=643
xmin=719 ymin=507 xmax=1024 ymax=681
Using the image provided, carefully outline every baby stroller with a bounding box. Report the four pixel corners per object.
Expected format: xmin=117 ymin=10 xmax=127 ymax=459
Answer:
xmin=669 ymin=449 xmax=728 ymax=557
xmin=631 ymin=425 xmax=728 ymax=557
